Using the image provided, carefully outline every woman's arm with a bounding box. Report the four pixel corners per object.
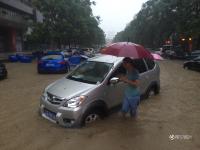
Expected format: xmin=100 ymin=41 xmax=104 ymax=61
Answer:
xmin=120 ymin=76 xmax=139 ymax=86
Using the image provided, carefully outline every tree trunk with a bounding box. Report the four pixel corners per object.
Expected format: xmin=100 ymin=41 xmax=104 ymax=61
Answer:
xmin=68 ymin=39 xmax=71 ymax=48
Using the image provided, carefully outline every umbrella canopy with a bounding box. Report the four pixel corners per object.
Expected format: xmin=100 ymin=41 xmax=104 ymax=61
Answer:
xmin=101 ymin=42 xmax=153 ymax=59
xmin=151 ymin=53 xmax=164 ymax=61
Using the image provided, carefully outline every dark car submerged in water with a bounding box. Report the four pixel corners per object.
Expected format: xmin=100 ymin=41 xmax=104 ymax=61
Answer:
xmin=183 ymin=56 xmax=200 ymax=71
xmin=0 ymin=62 xmax=7 ymax=79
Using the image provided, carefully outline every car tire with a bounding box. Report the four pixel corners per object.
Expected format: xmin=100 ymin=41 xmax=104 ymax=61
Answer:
xmin=145 ymin=88 xmax=154 ymax=99
xmin=145 ymin=84 xmax=159 ymax=99
xmin=154 ymin=84 xmax=160 ymax=95
xmin=81 ymin=109 xmax=102 ymax=126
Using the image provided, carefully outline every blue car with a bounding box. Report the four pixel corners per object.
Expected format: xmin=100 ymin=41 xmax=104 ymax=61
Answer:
xmin=37 ymin=54 xmax=70 ymax=74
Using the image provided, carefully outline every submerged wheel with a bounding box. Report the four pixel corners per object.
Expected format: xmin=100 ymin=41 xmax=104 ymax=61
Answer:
xmin=85 ymin=113 xmax=99 ymax=124
xmin=145 ymin=85 xmax=159 ymax=99
xmin=81 ymin=109 xmax=103 ymax=126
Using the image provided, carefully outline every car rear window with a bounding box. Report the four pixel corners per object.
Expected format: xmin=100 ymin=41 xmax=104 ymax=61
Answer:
xmin=42 ymin=55 xmax=63 ymax=60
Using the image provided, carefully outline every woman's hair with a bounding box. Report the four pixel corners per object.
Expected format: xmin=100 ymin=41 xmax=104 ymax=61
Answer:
xmin=123 ymin=57 xmax=135 ymax=66
xmin=123 ymin=57 xmax=138 ymax=69
xmin=123 ymin=57 xmax=132 ymax=64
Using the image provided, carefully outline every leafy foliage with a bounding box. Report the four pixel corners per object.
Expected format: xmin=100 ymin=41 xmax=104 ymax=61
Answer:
xmin=113 ymin=0 xmax=200 ymax=49
xmin=27 ymin=0 xmax=105 ymax=48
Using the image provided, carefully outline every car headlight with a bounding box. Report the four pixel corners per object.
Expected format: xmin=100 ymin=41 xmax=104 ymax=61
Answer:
xmin=63 ymin=96 xmax=86 ymax=108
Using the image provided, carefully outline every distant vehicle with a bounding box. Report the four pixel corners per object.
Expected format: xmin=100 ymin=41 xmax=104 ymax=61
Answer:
xmin=0 ymin=62 xmax=7 ymax=79
xmin=162 ymin=45 xmax=189 ymax=60
xmin=185 ymin=50 xmax=200 ymax=60
xmin=161 ymin=45 xmax=173 ymax=58
xmin=32 ymin=51 xmax=45 ymax=59
xmin=162 ymin=45 xmax=173 ymax=52
xmin=165 ymin=50 xmax=176 ymax=59
xmin=61 ymin=49 xmax=73 ymax=58
xmin=173 ymin=49 xmax=186 ymax=59
xmin=46 ymin=51 xmax=62 ymax=55
xmin=154 ymin=49 xmax=163 ymax=56
xmin=37 ymin=54 xmax=70 ymax=74
xmin=81 ymin=48 xmax=94 ymax=57
xmin=39 ymin=55 xmax=160 ymax=127
xmin=183 ymin=56 xmax=200 ymax=71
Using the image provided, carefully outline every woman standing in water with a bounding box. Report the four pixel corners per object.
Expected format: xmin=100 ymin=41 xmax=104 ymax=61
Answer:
xmin=119 ymin=57 xmax=140 ymax=118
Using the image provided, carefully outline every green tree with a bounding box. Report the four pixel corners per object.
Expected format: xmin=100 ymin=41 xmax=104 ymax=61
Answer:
xmin=114 ymin=0 xmax=200 ymax=49
xmin=28 ymin=0 xmax=105 ymax=49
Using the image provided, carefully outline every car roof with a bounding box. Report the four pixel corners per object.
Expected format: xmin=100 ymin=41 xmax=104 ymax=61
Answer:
xmin=88 ymin=54 xmax=123 ymax=65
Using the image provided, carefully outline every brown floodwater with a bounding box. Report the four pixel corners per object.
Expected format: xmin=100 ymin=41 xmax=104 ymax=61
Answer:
xmin=0 ymin=60 xmax=200 ymax=150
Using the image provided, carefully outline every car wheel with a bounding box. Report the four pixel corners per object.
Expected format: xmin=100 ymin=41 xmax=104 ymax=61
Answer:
xmin=145 ymin=85 xmax=158 ymax=99
xmin=144 ymin=89 xmax=152 ymax=99
xmin=154 ymin=85 xmax=160 ymax=95
xmin=85 ymin=113 xmax=99 ymax=124
xmin=81 ymin=109 xmax=102 ymax=126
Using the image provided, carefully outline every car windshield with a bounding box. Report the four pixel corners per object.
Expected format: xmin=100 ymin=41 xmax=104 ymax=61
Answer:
xmin=42 ymin=55 xmax=63 ymax=60
xmin=67 ymin=61 xmax=113 ymax=84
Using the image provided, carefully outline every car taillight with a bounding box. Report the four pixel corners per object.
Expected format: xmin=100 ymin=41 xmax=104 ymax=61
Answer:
xmin=59 ymin=61 xmax=66 ymax=65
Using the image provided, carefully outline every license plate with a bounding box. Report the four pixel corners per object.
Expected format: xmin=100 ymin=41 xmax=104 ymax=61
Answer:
xmin=44 ymin=109 xmax=56 ymax=120
xmin=46 ymin=63 xmax=55 ymax=67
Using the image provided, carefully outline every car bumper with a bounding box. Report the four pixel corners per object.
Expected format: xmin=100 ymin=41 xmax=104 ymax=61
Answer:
xmin=39 ymin=96 xmax=82 ymax=127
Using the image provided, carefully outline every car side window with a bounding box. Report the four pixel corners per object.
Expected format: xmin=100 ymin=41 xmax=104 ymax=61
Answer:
xmin=145 ymin=58 xmax=155 ymax=70
xmin=111 ymin=64 xmax=126 ymax=77
xmin=133 ymin=59 xmax=147 ymax=73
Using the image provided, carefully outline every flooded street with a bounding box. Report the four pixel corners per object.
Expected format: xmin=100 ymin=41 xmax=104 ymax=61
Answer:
xmin=0 ymin=60 xmax=200 ymax=150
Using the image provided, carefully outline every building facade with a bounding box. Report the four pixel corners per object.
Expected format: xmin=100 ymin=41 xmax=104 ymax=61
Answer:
xmin=0 ymin=0 xmax=42 ymax=52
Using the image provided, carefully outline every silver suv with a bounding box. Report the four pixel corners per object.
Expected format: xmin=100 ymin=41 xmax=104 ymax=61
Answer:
xmin=39 ymin=54 xmax=160 ymax=127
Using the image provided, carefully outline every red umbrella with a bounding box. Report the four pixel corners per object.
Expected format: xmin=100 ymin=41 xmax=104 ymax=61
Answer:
xmin=151 ymin=53 xmax=164 ymax=61
xmin=101 ymin=42 xmax=153 ymax=59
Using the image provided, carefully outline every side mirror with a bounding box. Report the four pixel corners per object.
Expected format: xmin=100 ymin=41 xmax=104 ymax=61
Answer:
xmin=110 ymin=77 xmax=119 ymax=84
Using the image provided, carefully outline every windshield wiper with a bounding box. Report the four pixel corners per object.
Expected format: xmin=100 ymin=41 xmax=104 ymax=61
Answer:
xmin=67 ymin=76 xmax=96 ymax=84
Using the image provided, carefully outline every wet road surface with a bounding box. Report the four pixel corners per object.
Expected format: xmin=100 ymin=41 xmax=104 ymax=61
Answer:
xmin=0 ymin=60 xmax=200 ymax=150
